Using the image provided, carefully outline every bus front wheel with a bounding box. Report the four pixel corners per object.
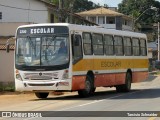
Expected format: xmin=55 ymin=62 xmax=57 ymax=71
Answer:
xmin=78 ymin=75 xmax=93 ymax=97
xmin=35 ymin=92 xmax=49 ymax=99
xmin=116 ymin=72 xmax=132 ymax=92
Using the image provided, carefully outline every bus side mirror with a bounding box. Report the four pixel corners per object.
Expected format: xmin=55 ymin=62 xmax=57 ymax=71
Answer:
xmin=6 ymin=43 xmax=10 ymax=53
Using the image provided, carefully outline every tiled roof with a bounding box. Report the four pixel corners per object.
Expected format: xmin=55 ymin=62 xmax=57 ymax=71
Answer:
xmin=76 ymin=7 xmax=124 ymax=16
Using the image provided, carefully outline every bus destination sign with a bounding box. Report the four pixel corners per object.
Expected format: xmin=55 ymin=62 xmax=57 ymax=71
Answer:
xmin=17 ymin=26 xmax=69 ymax=36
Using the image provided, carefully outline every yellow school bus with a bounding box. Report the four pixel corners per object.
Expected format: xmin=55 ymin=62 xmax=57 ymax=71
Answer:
xmin=7 ymin=23 xmax=148 ymax=98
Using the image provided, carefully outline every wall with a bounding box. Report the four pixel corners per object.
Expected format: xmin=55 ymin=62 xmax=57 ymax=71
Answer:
xmin=100 ymin=24 xmax=116 ymax=29
xmin=122 ymin=25 xmax=133 ymax=31
xmin=0 ymin=0 xmax=48 ymax=23
xmin=0 ymin=50 xmax=14 ymax=83
xmin=0 ymin=22 xmax=30 ymax=36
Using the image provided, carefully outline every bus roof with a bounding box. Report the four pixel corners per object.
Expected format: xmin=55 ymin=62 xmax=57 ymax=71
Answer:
xmin=17 ymin=23 xmax=147 ymax=38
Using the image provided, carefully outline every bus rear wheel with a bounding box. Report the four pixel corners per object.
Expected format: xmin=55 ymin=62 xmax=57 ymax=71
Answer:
xmin=35 ymin=92 xmax=49 ymax=99
xmin=116 ymin=72 xmax=132 ymax=92
xmin=78 ymin=75 xmax=93 ymax=97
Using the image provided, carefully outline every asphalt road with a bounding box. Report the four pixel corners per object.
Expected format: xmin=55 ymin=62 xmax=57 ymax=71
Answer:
xmin=0 ymin=74 xmax=160 ymax=120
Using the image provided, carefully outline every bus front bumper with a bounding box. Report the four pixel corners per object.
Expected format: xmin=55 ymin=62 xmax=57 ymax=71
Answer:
xmin=15 ymin=79 xmax=71 ymax=92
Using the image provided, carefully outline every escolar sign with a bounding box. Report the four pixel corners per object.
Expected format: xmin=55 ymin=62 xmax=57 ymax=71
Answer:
xmin=30 ymin=28 xmax=54 ymax=34
xmin=17 ymin=26 xmax=69 ymax=36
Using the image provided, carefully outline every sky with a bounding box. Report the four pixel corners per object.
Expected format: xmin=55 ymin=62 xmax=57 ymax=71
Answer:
xmin=89 ymin=0 xmax=160 ymax=7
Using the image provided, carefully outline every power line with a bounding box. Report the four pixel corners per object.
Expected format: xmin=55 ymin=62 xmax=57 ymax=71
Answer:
xmin=0 ymin=3 xmax=47 ymax=11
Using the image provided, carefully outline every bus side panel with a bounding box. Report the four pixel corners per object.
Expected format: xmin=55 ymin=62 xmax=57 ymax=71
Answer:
xmin=72 ymin=58 xmax=94 ymax=91
xmin=94 ymin=72 xmax=126 ymax=87
xmin=72 ymin=76 xmax=85 ymax=91
xmin=94 ymin=73 xmax=116 ymax=87
xmin=132 ymin=58 xmax=148 ymax=82
xmin=115 ymin=73 xmax=126 ymax=85
xmin=132 ymin=71 xmax=148 ymax=83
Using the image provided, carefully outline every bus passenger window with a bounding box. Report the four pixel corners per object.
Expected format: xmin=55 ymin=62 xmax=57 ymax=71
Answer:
xmin=83 ymin=33 xmax=92 ymax=55
xmin=124 ymin=37 xmax=132 ymax=56
xmin=114 ymin=36 xmax=123 ymax=56
xmin=92 ymin=34 xmax=104 ymax=55
xmin=72 ymin=34 xmax=83 ymax=63
xmin=132 ymin=38 xmax=140 ymax=56
xmin=140 ymin=39 xmax=147 ymax=56
xmin=104 ymin=35 xmax=114 ymax=55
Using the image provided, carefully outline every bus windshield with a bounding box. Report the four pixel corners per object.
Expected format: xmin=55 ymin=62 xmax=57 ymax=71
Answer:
xmin=16 ymin=35 xmax=69 ymax=68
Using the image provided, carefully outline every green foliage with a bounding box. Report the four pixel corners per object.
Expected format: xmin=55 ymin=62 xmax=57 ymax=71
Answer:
xmin=49 ymin=0 xmax=59 ymax=5
xmin=47 ymin=0 xmax=100 ymax=12
xmin=118 ymin=0 xmax=160 ymax=41
xmin=118 ymin=0 xmax=160 ymax=24
xmin=72 ymin=0 xmax=99 ymax=12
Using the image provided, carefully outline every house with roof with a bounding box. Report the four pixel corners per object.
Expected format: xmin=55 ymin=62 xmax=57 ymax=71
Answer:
xmin=76 ymin=7 xmax=133 ymax=31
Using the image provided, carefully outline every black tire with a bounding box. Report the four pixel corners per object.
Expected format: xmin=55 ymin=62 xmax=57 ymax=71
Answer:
xmin=116 ymin=85 xmax=124 ymax=92
xmin=91 ymin=87 xmax=96 ymax=93
xmin=35 ymin=92 xmax=49 ymax=99
xmin=116 ymin=72 xmax=132 ymax=92
xmin=78 ymin=75 xmax=93 ymax=97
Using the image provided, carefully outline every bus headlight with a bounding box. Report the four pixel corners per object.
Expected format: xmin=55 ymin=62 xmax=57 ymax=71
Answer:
xmin=62 ymin=69 xmax=69 ymax=79
xmin=15 ymin=69 xmax=22 ymax=81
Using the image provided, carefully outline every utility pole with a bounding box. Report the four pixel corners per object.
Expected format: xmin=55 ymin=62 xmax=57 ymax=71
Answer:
xmin=58 ymin=0 xmax=64 ymax=22
xmin=69 ymin=3 xmax=73 ymax=24
xmin=58 ymin=0 xmax=61 ymax=22
xmin=158 ymin=22 xmax=160 ymax=60
xmin=59 ymin=0 xmax=62 ymax=9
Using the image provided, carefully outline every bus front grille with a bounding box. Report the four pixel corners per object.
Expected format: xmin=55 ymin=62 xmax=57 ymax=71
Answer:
xmin=28 ymin=83 xmax=55 ymax=86
xmin=25 ymin=76 xmax=52 ymax=80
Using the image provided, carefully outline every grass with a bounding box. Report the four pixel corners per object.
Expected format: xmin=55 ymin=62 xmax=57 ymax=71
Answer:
xmin=155 ymin=71 xmax=160 ymax=75
xmin=0 ymin=82 xmax=15 ymax=92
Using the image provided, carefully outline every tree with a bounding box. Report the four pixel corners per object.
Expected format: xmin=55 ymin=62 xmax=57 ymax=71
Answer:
xmin=118 ymin=0 xmax=160 ymax=25
xmin=118 ymin=0 xmax=160 ymax=41
xmin=50 ymin=0 xmax=59 ymax=5
xmin=47 ymin=0 xmax=100 ymax=12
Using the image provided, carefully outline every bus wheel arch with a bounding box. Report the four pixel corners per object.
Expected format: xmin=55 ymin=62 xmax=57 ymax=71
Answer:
xmin=78 ymin=71 xmax=95 ymax=97
xmin=116 ymin=69 xmax=132 ymax=92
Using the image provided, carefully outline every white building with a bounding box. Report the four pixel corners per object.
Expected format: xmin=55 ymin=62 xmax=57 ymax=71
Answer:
xmin=0 ymin=0 xmax=56 ymax=37
xmin=76 ymin=7 xmax=133 ymax=31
